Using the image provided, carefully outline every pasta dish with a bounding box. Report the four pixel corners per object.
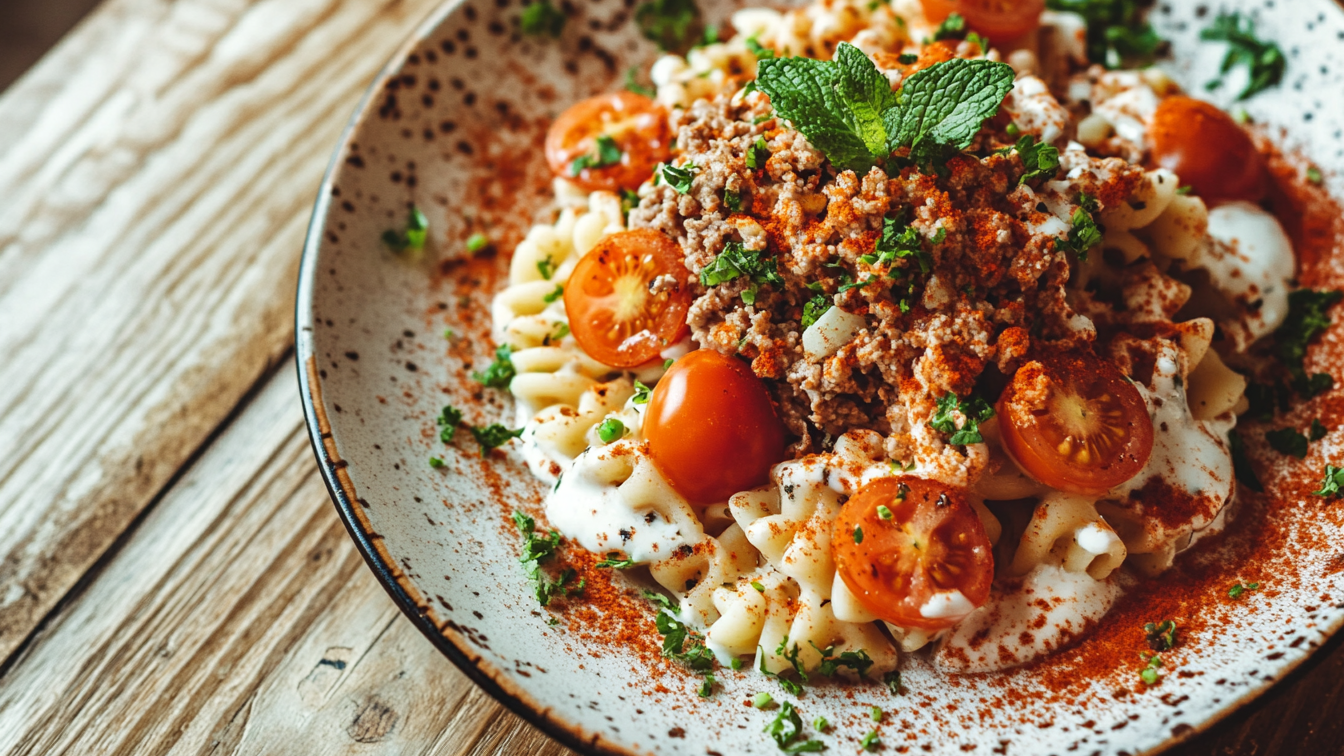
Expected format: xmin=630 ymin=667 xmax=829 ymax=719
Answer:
xmin=435 ymin=0 xmax=1332 ymax=706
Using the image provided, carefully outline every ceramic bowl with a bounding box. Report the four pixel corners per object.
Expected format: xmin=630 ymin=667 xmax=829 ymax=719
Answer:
xmin=296 ymin=1 xmax=1344 ymax=753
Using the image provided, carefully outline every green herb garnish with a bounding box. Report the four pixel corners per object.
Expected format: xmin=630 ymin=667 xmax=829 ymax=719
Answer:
xmin=472 ymin=343 xmax=516 ymax=388
xmin=1313 ymin=465 xmax=1344 ymax=497
xmin=763 ymin=701 xmax=826 ymax=753
xmin=801 ymin=293 xmax=832 ymax=328
xmin=999 ymin=134 xmax=1060 ymax=184
xmin=1200 ymin=11 xmax=1286 ymax=100
xmin=520 ymin=0 xmax=566 ymax=36
xmin=1311 ymin=419 xmax=1328 ymax=441
xmin=1140 ymin=654 xmax=1162 ymax=685
xmin=746 ymin=136 xmax=771 ymax=170
xmin=931 ymin=12 xmax=965 ymax=41
xmin=635 ymin=0 xmax=703 ymax=53
xmin=860 ymin=730 xmax=880 ymax=752
xmin=569 ymin=134 xmax=623 ymax=176
xmin=470 ymin=423 xmax=524 ymax=454
xmin=1144 ymin=620 xmax=1178 ymax=652
xmin=754 ymin=691 xmax=775 ymax=709
xmin=625 ymin=66 xmax=656 ymax=97
xmin=1046 ymin=0 xmax=1165 ymax=69
xmin=466 ymin=232 xmax=490 ymax=253
xmin=1228 ymin=430 xmax=1264 ymax=493
xmin=537 ymin=256 xmax=557 ymax=280
xmin=930 ymin=392 xmax=995 ymax=445
xmin=1228 ymin=581 xmax=1261 ymax=599
xmin=595 ymin=552 xmax=637 ymax=568
xmin=382 ymin=205 xmax=429 ymax=252
xmin=632 ymin=379 xmax=652 ymax=404
xmin=1056 ymin=196 xmax=1103 ymax=261
xmin=1265 ymin=427 xmax=1308 ymax=459
xmin=1276 ymin=289 xmax=1341 ymax=394
xmin=755 ymin=47 xmax=1014 ymax=174
xmin=513 ymin=511 xmax=582 ymax=605
xmin=428 ymin=456 xmax=445 ymax=468
xmin=656 ymin=161 xmax=698 ymax=193
xmin=437 ymin=404 xmax=464 ymax=442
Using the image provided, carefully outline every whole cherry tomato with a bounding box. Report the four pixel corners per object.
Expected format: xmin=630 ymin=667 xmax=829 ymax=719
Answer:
xmin=996 ymin=351 xmax=1154 ymax=495
xmin=564 ymin=229 xmax=691 ymax=369
xmin=1149 ymin=96 xmax=1267 ymax=204
xmin=833 ymin=477 xmax=994 ymax=631
xmin=544 ymin=92 xmax=671 ymax=193
xmin=644 ymin=349 xmax=786 ymax=503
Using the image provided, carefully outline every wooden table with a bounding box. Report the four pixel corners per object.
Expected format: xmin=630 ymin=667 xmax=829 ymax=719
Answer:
xmin=0 ymin=1 xmax=1341 ymax=754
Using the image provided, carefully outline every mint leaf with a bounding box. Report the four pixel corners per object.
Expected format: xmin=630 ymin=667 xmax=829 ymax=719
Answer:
xmin=886 ymin=58 xmax=1016 ymax=163
xmin=757 ymin=52 xmax=878 ymax=174
xmin=834 ymin=42 xmax=898 ymax=162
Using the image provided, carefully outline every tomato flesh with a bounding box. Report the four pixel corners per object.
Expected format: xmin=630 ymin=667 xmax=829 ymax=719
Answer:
xmin=564 ymin=229 xmax=691 ymax=369
xmin=996 ymin=352 xmax=1154 ymax=495
xmin=1149 ymin=96 xmax=1266 ymax=204
xmin=919 ymin=0 xmax=1044 ymax=40
xmin=644 ymin=350 xmax=786 ymax=503
xmin=833 ymin=478 xmax=994 ymax=631
xmin=544 ymin=92 xmax=671 ymax=193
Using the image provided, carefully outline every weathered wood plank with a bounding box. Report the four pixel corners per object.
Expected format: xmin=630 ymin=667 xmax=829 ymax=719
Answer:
xmin=0 ymin=0 xmax=443 ymax=663
xmin=0 ymin=371 xmax=575 ymax=756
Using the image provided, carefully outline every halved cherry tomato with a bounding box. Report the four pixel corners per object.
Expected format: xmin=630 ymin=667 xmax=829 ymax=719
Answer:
xmin=1149 ymin=96 xmax=1266 ymax=204
xmin=544 ymin=92 xmax=671 ymax=193
xmin=833 ymin=478 xmax=994 ymax=631
xmin=564 ymin=229 xmax=691 ymax=368
xmin=919 ymin=0 xmax=1045 ymax=41
xmin=996 ymin=351 xmax=1154 ymax=495
xmin=644 ymin=349 xmax=786 ymax=503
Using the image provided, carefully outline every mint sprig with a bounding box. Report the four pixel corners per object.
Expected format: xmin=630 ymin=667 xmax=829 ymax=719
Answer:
xmin=756 ymin=45 xmax=1015 ymax=174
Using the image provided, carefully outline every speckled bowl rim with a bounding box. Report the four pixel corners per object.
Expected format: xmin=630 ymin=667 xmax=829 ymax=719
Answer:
xmin=293 ymin=2 xmax=1344 ymax=755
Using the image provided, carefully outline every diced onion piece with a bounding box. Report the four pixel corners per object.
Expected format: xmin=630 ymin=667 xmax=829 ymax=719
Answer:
xmin=803 ymin=305 xmax=864 ymax=360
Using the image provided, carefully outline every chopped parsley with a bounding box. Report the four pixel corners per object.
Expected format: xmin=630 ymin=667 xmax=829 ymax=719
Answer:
xmin=1313 ymin=465 xmax=1344 ymax=498
xmin=1265 ymin=427 xmax=1308 ymax=459
xmin=542 ymin=285 xmax=564 ymax=303
xmin=876 ymin=505 xmax=893 ymax=520
xmin=860 ymin=730 xmax=880 ymax=752
xmin=1228 ymin=430 xmax=1264 ymax=493
xmin=595 ymin=552 xmax=636 ymax=568
xmin=625 ymin=66 xmax=656 ymax=97
xmin=597 ymin=417 xmax=626 ymax=443
xmin=865 ymin=212 xmax=934 ymax=276
xmin=853 ymin=525 xmax=864 ymax=544
xmin=472 ymin=343 xmax=517 ymax=388
xmin=466 ymin=232 xmax=490 ymax=253
xmin=437 ymin=404 xmax=464 ymax=442
xmin=752 ymin=580 xmax=766 ymax=592
xmin=701 ymin=242 xmax=785 ymax=306
xmin=813 ymin=716 xmax=829 ymax=732
xmin=470 ymin=423 xmax=524 ymax=454
xmin=1056 ymin=195 xmax=1104 ymax=261
xmin=632 ymin=379 xmax=652 ymax=404
xmin=1046 ymin=0 xmax=1165 ymax=69
xmin=999 ymin=134 xmax=1060 ymax=184
xmin=546 ymin=322 xmax=570 ymax=343
xmin=808 ymin=642 xmax=873 ymax=678
xmin=871 ymin=706 xmax=883 ymax=722
xmin=1140 ymin=653 xmax=1163 ymax=685
xmin=382 ymin=205 xmax=429 ymax=252
xmin=755 ymin=47 xmax=1014 ymax=174
xmin=1144 ymin=620 xmax=1178 ymax=652
xmin=569 ymin=134 xmax=623 ymax=176
xmin=1228 ymin=581 xmax=1261 ymax=599
xmin=1200 ymin=11 xmax=1286 ymax=100
xmin=898 ymin=53 xmax=918 ymax=65
xmin=656 ymin=161 xmax=698 ymax=193
xmin=428 ymin=456 xmax=445 ymax=468
xmin=753 ymin=691 xmax=775 ymax=709
xmin=644 ymin=590 xmax=717 ymax=692
xmin=746 ymin=137 xmax=771 ymax=170
xmin=931 ymin=12 xmax=966 ymax=41
xmin=801 ymin=293 xmax=832 ymax=328
xmin=520 ymin=0 xmax=566 ymax=36
xmin=663 ymin=358 xmax=675 ymax=370
xmin=513 ymin=511 xmax=583 ymax=605
xmin=763 ymin=701 xmax=826 ymax=753
xmin=724 ymin=188 xmax=743 ymax=212
xmin=1307 ymin=166 xmax=1324 ymax=186
xmin=620 ymin=188 xmax=641 ymax=218
xmin=883 ymin=670 xmax=903 ymax=694
xmin=746 ymin=36 xmax=776 ymax=60
xmin=537 ymin=255 xmax=557 ymax=279
xmin=635 ymin=0 xmax=703 ymax=53
xmin=930 ymin=392 xmax=995 ymax=445
xmin=1276 ymin=289 xmax=1341 ymax=394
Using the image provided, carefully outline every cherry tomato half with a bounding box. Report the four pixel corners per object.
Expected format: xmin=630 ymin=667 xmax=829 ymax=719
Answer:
xmin=996 ymin=351 xmax=1154 ymax=495
xmin=644 ymin=350 xmax=786 ymax=503
xmin=919 ymin=0 xmax=1045 ymax=40
xmin=564 ymin=229 xmax=691 ymax=369
xmin=544 ymin=92 xmax=672 ymax=193
xmin=1149 ymin=96 xmax=1267 ymax=205
xmin=833 ymin=478 xmax=994 ymax=631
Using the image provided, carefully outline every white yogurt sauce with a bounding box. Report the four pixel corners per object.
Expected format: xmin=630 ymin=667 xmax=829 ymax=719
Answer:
xmin=1200 ymin=201 xmax=1296 ymax=350
xmin=919 ymin=590 xmax=976 ymax=622
xmin=546 ymin=440 xmax=704 ymax=563
xmin=936 ymin=564 xmax=1122 ymax=673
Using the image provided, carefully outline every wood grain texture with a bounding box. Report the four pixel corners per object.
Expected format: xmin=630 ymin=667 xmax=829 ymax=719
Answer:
xmin=0 ymin=371 xmax=573 ymax=756
xmin=0 ymin=0 xmax=444 ymax=663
